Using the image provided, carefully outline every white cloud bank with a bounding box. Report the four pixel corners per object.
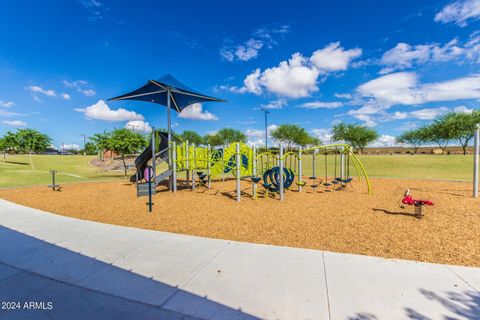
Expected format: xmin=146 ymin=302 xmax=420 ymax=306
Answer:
xmin=367 ymin=135 xmax=398 ymax=147
xmin=62 ymin=80 xmax=96 ymax=96
xmin=0 ymin=101 xmax=14 ymax=108
xmin=435 ymin=0 xmax=480 ymax=27
xmin=299 ymin=101 xmax=344 ymax=109
xmin=229 ymin=42 xmax=361 ymax=98
xmin=220 ymin=25 xmax=290 ymax=62
xmin=125 ymin=120 xmax=152 ymax=133
xmin=245 ymin=124 xmax=279 ymax=147
xmin=357 ymin=72 xmax=480 ymax=106
xmin=379 ymin=35 xmax=480 ymax=74
xmin=27 ymin=85 xmax=70 ymax=100
xmin=178 ymin=103 xmax=218 ymax=120
xmin=2 ymin=120 xmax=27 ymax=127
xmin=75 ymin=100 xmax=144 ymax=121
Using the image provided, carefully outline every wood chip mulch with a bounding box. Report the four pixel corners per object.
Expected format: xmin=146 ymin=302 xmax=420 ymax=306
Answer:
xmin=1 ymin=177 xmax=479 ymax=267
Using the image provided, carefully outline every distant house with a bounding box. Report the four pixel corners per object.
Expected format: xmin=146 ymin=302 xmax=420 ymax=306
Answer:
xmin=43 ymin=147 xmax=59 ymax=155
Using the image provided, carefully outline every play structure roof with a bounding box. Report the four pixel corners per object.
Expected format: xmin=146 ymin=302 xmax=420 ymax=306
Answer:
xmin=108 ymin=74 xmax=225 ymax=112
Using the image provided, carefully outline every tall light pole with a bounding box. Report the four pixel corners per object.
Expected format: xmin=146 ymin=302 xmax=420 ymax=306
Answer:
xmin=80 ymin=134 xmax=86 ymax=155
xmin=261 ymin=108 xmax=270 ymax=150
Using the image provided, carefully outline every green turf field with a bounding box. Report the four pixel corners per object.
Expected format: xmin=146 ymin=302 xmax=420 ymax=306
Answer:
xmin=0 ymin=154 xmax=474 ymax=188
xmin=0 ymin=155 xmax=130 ymax=187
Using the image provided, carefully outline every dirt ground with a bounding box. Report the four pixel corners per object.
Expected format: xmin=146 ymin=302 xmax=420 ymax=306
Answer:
xmin=0 ymin=177 xmax=479 ymax=267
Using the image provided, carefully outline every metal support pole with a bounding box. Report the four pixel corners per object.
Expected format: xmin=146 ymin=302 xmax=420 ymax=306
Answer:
xmin=279 ymin=144 xmax=284 ymax=201
xmin=151 ymin=128 xmax=156 ymax=183
xmin=236 ymin=142 xmax=241 ymax=202
xmin=253 ymin=146 xmax=257 ymax=199
xmin=167 ymin=91 xmax=173 ymax=191
xmin=192 ymin=143 xmax=196 ymax=190
xmin=474 ymin=124 xmax=479 ymax=198
xmin=340 ymin=146 xmax=345 ymax=180
xmin=207 ymin=144 xmax=211 ymax=189
xmin=261 ymin=108 xmax=270 ymax=150
xmin=172 ymin=141 xmax=177 ymax=193
xmin=185 ymin=140 xmax=190 ymax=187
xmin=167 ymin=90 xmax=172 ymax=145
xmin=298 ymin=147 xmax=303 ymax=192
xmin=312 ymin=149 xmax=316 ymax=178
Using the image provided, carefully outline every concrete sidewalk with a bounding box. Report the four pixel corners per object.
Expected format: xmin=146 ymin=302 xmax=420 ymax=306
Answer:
xmin=0 ymin=198 xmax=478 ymax=320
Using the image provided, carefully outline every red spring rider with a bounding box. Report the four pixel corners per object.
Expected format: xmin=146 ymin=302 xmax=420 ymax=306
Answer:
xmin=401 ymin=188 xmax=434 ymax=217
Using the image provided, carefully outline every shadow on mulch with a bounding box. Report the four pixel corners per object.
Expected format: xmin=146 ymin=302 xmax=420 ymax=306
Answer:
xmin=372 ymin=208 xmax=421 ymax=219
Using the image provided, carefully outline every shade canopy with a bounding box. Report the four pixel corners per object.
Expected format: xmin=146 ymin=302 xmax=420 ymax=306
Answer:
xmin=108 ymin=74 xmax=225 ymax=112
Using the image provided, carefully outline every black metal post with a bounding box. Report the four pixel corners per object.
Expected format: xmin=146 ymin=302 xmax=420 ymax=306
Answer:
xmin=148 ymin=171 xmax=152 ymax=212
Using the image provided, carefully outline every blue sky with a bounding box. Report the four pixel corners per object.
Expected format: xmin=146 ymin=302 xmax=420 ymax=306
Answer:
xmin=1 ymin=0 xmax=480 ymax=149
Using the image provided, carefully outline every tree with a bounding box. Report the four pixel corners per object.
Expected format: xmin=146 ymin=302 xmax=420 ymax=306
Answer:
xmin=419 ymin=118 xmax=456 ymax=154
xmin=107 ymin=128 xmax=147 ymax=177
xmin=441 ymin=111 xmax=480 ymax=155
xmin=205 ymin=128 xmax=247 ymax=148
xmin=396 ymin=130 xmax=423 ymax=154
xmin=0 ymin=131 xmax=18 ymax=159
xmin=89 ymin=132 xmax=111 ymax=160
xmin=270 ymin=124 xmax=316 ymax=150
xmin=1 ymin=131 xmax=19 ymax=154
xmin=331 ymin=123 xmax=379 ymax=153
xmin=179 ymin=130 xmax=204 ymax=145
xmin=15 ymin=129 xmax=51 ymax=170
xmin=83 ymin=142 xmax=97 ymax=155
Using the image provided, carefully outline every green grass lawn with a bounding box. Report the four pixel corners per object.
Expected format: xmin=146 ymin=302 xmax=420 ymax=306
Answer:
xmin=0 ymin=155 xmax=129 ymax=187
xmin=0 ymin=154 xmax=474 ymax=188
xmin=298 ymin=154 xmax=474 ymax=181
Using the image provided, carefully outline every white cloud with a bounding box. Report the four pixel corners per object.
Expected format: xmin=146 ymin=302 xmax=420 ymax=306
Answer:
xmin=27 ymin=85 xmax=56 ymax=97
xmin=465 ymin=32 xmax=480 ymax=63
xmin=311 ymin=128 xmax=332 ymax=144
xmin=261 ymin=99 xmax=287 ymax=109
xmin=74 ymin=100 xmax=144 ymax=121
xmin=245 ymin=124 xmax=278 ymax=147
xmin=221 ymin=25 xmax=290 ymax=62
xmin=246 ymin=124 xmax=278 ymax=138
xmin=357 ymin=72 xmax=480 ymax=107
xmin=435 ymin=0 xmax=480 ymax=27
xmin=230 ymin=42 xmax=361 ymax=98
xmin=61 ymin=93 xmax=71 ymax=100
xmin=81 ymin=89 xmax=96 ymax=96
xmin=80 ymin=0 xmax=104 ymax=21
xmin=310 ymin=42 xmax=362 ymax=73
xmin=379 ymin=39 xmax=468 ymax=74
xmin=368 ymin=135 xmax=398 ymax=147
xmin=237 ymin=53 xmax=319 ymax=98
xmin=0 ymin=110 xmax=26 ymax=117
xmin=334 ymin=93 xmax=352 ymax=99
xmin=351 ymin=114 xmax=378 ymax=127
xmin=409 ymin=107 xmax=449 ymax=120
xmin=63 ymin=80 xmax=87 ymax=88
xmin=454 ymin=105 xmax=474 ymax=113
xmin=0 ymin=101 xmax=14 ymax=107
xmin=380 ymin=43 xmax=432 ymax=73
xmin=178 ymin=103 xmax=218 ymax=120
xmin=125 ymin=120 xmax=152 ymax=133
xmin=2 ymin=120 xmax=27 ymax=127
xmin=299 ymin=101 xmax=343 ymax=109
xmin=62 ymin=80 xmax=96 ymax=96
xmin=234 ymin=39 xmax=264 ymax=61
xmin=246 ymin=124 xmax=278 ymax=146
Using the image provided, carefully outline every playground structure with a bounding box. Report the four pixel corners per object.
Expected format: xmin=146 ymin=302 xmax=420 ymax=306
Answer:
xmin=130 ymin=130 xmax=372 ymax=202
